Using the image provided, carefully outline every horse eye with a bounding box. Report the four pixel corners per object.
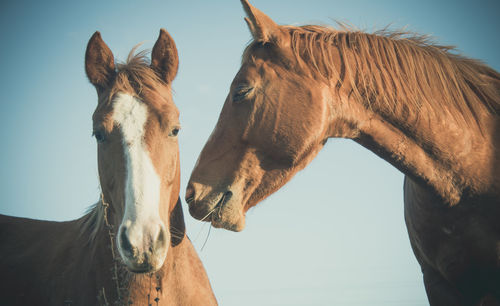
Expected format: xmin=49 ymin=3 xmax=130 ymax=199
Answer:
xmin=92 ymin=130 xmax=106 ymax=143
xmin=232 ymin=85 xmax=253 ymax=103
xmin=169 ymin=127 xmax=180 ymax=137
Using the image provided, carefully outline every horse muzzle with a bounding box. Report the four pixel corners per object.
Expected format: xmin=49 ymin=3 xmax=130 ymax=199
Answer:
xmin=186 ymin=184 xmax=246 ymax=232
xmin=117 ymin=220 xmax=169 ymax=273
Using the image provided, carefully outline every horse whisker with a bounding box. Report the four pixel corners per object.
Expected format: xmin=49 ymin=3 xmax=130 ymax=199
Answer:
xmin=200 ymin=207 xmax=217 ymax=222
xmin=193 ymin=221 xmax=209 ymax=243
xmin=170 ymin=234 xmax=184 ymax=240
xmin=200 ymin=223 xmax=212 ymax=252
xmin=217 ymin=194 xmax=226 ymax=219
xmin=170 ymin=226 xmax=184 ymax=235
xmin=191 ymin=205 xmax=214 ymax=242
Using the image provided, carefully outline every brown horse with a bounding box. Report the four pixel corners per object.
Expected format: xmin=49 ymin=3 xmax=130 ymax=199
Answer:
xmin=0 ymin=29 xmax=217 ymax=305
xmin=186 ymin=1 xmax=500 ymax=305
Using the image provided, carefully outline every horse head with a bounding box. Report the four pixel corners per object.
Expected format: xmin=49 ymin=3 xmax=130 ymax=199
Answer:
xmin=85 ymin=29 xmax=181 ymax=273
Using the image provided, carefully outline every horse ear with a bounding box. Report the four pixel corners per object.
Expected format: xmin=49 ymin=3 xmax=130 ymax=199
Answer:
xmin=241 ymin=0 xmax=281 ymax=43
xmin=85 ymin=31 xmax=115 ymax=92
xmin=151 ymin=29 xmax=179 ymax=84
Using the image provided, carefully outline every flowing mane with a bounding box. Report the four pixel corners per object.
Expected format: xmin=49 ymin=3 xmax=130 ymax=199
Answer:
xmin=244 ymin=25 xmax=500 ymax=129
xmin=112 ymin=48 xmax=164 ymax=98
xmin=100 ymin=47 xmax=174 ymax=115
xmin=78 ymin=200 xmax=105 ymax=245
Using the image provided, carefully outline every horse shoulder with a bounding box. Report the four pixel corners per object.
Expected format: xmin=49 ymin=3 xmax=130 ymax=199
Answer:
xmin=403 ymin=177 xmax=500 ymax=300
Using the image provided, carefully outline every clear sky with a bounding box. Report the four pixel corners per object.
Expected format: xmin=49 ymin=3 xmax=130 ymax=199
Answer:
xmin=1 ymin=0 xmax=499 ymax=305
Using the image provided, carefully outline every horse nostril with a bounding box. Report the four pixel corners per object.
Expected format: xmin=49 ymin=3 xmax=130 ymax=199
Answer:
xmin=119 ymin=227 xmax=133 ymax=256
xmin=216 ymin=190 xmax=233 ymax=210
xmin=185 ymin=185 xmax=195 ymax=205
xmin=223 ymin=190 xmax=233 ymax=202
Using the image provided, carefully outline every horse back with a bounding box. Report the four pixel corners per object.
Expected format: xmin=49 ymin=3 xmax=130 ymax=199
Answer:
xmin=0 ymin=214 xmax=78 ymax=305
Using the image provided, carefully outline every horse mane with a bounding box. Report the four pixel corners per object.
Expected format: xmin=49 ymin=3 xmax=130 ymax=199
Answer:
xmin=111 ymin=47 xmax=163 ymax=96
xmin=78 ymin=199 xmax=106 ymax=244
xmin=99 ymin=46 xmax=174 ymax=120
xmin=248 ymin=24 xmax=500 ymax=129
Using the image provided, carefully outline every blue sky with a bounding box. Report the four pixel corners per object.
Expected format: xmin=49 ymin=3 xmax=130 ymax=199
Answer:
xmin=1 ymin=0 xmax=499 ymax=305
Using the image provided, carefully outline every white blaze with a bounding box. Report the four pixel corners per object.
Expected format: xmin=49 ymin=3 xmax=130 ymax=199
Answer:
xmin=112 ymin=93 xmax=162 ymax=254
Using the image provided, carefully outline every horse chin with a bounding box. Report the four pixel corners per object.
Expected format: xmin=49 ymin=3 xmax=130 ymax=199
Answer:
xmin=211 ymin=216 xmax=245 ymax=232
xmin=210 ymin=200 xmax=246 ymax=232
xmin=123 ymin=254 xmax=167 ymax=274
xmin=126 ymin=264 xmax=155 ymax=274
xmin=188 ymin=188 xmax=246 ymax=231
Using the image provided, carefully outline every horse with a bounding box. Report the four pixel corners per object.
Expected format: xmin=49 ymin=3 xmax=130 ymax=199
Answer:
xmin=0 ymin=29 xmax=217 ymax=305
xmin=186 ymin=1 xmax=500 ymax=305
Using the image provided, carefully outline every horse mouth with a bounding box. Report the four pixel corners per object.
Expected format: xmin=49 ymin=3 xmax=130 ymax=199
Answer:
xmin=188 ymin=190 xmax=231 ymax=221
xmin=211 ymin=191 xmax=246 ymax=231
xmin=126 ymin=263 xmax=155 ymax=274
xmin=123 ymin=255 xmax=164 ymax=274
xmin=212 ymin=191 xmax=233 ymax=219
xmin=188 ymin=190 xmax=245 ymax=231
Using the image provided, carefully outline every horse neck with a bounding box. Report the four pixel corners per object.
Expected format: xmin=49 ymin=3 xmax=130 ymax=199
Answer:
xmin=79 ymin=199 xmax=215 ymax=305
xmin=148 ymin=235 xmax=217 ymax=305
xmin=324 ymin=68 xmax=499 ymax=205
xmin=151 ymin=197 xmax=215 ymax=304
xmin=121 ymin=225 xmax=216 ymax=305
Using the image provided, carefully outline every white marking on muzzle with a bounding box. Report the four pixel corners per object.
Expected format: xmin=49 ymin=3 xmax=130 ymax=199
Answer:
xmin=112 ymin=93 xmax=166 ymax=266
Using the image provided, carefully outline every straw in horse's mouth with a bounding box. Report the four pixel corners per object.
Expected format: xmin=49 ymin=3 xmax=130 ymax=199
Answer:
xmin=197 ymin=191 xmax=233 ymax=223
xmin=196 ymin=191 xmax=234 ymax=250
xmin=214 ymin=191 xmax=233 ymax=219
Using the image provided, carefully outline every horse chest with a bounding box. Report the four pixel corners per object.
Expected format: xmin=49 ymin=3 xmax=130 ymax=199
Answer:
xmin=403 ymin=177 xmax=500 ymax=288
